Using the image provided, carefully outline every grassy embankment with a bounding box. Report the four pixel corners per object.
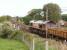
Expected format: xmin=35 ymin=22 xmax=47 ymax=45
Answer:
xmin=0 ymin=38 xmax=29 ymax=50
xmin=23 ymin=31 xmax=57 ymax=50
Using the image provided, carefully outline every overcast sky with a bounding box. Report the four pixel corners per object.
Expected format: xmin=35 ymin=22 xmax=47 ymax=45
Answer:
xmin=0 ymin=0 xmax=67 ymax=17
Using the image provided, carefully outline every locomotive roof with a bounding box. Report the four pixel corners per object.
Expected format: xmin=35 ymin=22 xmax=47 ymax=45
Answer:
xmin=30 ymin=20 xmax=36 ymax=23
xmin=30 ymin=20 xmax=49 ymax=24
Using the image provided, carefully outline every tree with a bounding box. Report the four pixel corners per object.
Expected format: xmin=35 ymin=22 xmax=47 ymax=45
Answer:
xmin=0 ymin=15 xmax=11 ymax=22
xmin=61 ymin=14 xmax=67 ymax=21
xmin=23 ymin=15 xmax=32 ymax=25
xmin=28 ymin=9 xmax=43 ymax=20
xmin=23 ymin=9 xmax=43 ymax=25
xmin=43 ymin=3 xmax=61 ymax=23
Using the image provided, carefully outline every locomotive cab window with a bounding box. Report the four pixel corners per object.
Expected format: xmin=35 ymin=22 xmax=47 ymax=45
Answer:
xmin=39 ymin=24 xmax=42 ymax=28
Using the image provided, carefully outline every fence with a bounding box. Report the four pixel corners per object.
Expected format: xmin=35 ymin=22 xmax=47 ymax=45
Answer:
xmin=21 ymin=31 xmax=67 ymax=50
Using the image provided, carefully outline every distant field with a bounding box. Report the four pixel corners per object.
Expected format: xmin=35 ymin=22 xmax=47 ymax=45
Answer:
xmin=0 ymin=38 xmax=29 ymax=50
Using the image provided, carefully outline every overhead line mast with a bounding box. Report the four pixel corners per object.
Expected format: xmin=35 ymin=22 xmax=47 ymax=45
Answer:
xmin=45 ymin=7 xmax=48 ymax=40
xmin=45 ymin=7 xmax=48 ymax=50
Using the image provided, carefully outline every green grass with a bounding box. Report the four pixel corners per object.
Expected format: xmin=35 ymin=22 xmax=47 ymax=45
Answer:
xmin=0 ymin=38 xmax=29 ymax=50
xmin=24 ymin=32 xmax=57 ymax=50
xmin=63 ymin=26 xmax=67 ymax=29
xmin=35 ymin=41 xmax=57 ymax=50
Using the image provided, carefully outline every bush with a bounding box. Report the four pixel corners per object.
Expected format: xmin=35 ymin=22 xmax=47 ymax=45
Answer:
xmin=0 ymin=23 xmax=15 ymax=39
xmin=0 ymin=27 xmax=24 ymax=40
xmin=12 ymin=30 xmax=23 ymax=41
xmin=1 ymin=28 xmax=13 ymax=38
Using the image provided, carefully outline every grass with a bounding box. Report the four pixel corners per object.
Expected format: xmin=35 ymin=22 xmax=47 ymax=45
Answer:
xmin=63 ymin=26 xmax=67 ymax=30
xmin=24 ymin=32 xmax=57 ymax=50
xmin=35 ymin=39 xmax=57 ymax=50
xmin=0 ymin=38 xmax=29 ymax=50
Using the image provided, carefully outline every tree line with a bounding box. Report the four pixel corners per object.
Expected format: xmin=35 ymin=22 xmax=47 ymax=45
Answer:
xmin=22 ymin=3 xmax=67 ymax=25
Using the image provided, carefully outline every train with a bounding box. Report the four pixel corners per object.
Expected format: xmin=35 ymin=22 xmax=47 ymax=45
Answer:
xmin=29 ymin=20 xmax=67 ymax=40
